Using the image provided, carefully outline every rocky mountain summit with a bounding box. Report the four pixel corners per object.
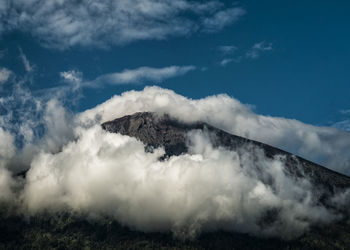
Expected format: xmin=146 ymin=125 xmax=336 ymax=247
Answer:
xmin=102 ymin=112 xmax=350 ymax=191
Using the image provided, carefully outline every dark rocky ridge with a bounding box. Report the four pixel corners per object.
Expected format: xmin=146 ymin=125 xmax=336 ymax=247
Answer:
xmin=102 ymin=112 xmax=350 ymax=191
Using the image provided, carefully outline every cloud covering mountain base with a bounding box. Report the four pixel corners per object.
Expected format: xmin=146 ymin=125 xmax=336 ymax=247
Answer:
xmin=0 ymin=86 xmax=350 ymax=239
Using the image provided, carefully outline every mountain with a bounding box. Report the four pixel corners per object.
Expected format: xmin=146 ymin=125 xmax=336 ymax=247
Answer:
xmin=102 ymin=112 xmax=350 ymax=191
xmin=1 ymin=112 xmax=350 ymax=249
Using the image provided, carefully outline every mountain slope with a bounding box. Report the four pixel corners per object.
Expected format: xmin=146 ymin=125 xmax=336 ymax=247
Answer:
xmin=102 ymin=112 xmax=350 ymax=191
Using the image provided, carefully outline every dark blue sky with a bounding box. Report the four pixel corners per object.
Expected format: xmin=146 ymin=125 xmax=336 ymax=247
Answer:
xmin=0 ymin=0 xmax=349 ymax=127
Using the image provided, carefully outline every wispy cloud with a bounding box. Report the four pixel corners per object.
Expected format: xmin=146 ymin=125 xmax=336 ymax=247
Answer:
xmin=60 ymin=70 xmax=82 ymax=84
xmin=331 ymin=109 xmax=350 ymax=131
xmin=332 ymin=120 xmax=350 ymax=131
xmin=0 ymin=68 xmax=11 ymax=84
xmin=59 ymin=66 xmax=196 ymax=89
xmin=89 ymin=66 xmax=196 ymax=87
xmin=220 ymin=58 xmax=233 ymax=66
xmin=202 ymin=8 xmax=246 ymax=33
xmin=60 ymin=70 xmax=83 ymax=91
xmin=217 ymin=41 xmax=273 ymax=66
xmin=340 ymin=109 xmax=350 ymax=115
xmin=0 ymin=0 xmax=245 ymax=49
xmin=18 ymin=48 xmax=34 ymax=72
xmin=246 ymin=41 xmax=273 ymax=59
xmin=217 ymin=45 xmax=237 ymax=55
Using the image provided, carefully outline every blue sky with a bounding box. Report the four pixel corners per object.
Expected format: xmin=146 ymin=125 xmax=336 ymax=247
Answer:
xmin=3 ymin=1 xmax=350 ymax=234
xmin=0 ymin=0 xmax=350 ymax=128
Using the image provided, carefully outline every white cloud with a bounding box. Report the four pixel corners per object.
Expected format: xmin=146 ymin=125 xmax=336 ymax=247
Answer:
xmin=332 ymin=120 xmax=350 ymax=131
xmin=202 ymin=7 xmax=245 ymax=32
xmin=0 ymin=127 xmax=15 ymax=167
xmin=218 ymin=56 xmax=242 ymax=66
xmin=331 ymin=109 xmax=350 ymax=131
xmin=60 ymin=70 xmax=82 ymax=83
xmin=88 ymin=65 xmax=196 ymax=87
xmin=18 ymin=48 xmax=34 ymax=72
xmin=0 ymin=85 xmax=349 ymax=239
xmin=0 ymin=67 xmax=11 ymax=83
xmin=22 ymin=126 xmax=337 ymax=239
xmin=220 ymin=58 xmax=233 ymax=66
xmin=252 ymin=42 xmax=273 ymax=51
xmin=0 ymin=0 xmax=245 ymax=49
xmin=217 ymin=42 xmax=273 ymax=65
xmin=0 ymin=128 xmax=16 ymax=202
xmin=246 ymin=41 xmax=273 ymax=59
xmin=218 ymin=45 xmax=237 ymax=54
xmin=60 ymin=70 xmax=83 ymax=90
xmin=80 ymin=86 xmax=350 ymax=176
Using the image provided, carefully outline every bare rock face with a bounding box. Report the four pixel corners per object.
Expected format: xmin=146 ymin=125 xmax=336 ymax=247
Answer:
xmin=102 ymin=112 xmax=350 ymax=191
xmin=102 ymin=112 xmax=200 ymax=156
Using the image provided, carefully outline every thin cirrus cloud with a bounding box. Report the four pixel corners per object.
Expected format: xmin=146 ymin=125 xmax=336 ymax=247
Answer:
xmin=246 ymin=41 xmax=273 ymax=59
xmin=332 ymin=109 xmax=350 ymax=131
xmin=60 ymin=65 xmax=196 ymax=88
xmin=18 ymin=48 xmax=34 ymax=73
xmin=332 ymin=120 xmax=350 ymax=131
xmin=0 ymin=68 xmax=11 ymax=84
xmin=60 ymin=70 xmax=83 ymax=91
xmin=202 ymin=8 xmax=245 ymax=33
xmin=340 ymin=109 xmax=350 ymax=115
xmin=220 ymin=58 xmax=233 ymax=66
xmin=217 ymin=45 xmax=237 ymax=55
xmin=60 ymin=70 xmax=82 ymax=84
xmin=218 ymin=41 xmax=273 ymax=66
xmin=0 ymin=0 xmax=245 ymax=49
xmin=217 ymin=45 xmax=237 ymax=66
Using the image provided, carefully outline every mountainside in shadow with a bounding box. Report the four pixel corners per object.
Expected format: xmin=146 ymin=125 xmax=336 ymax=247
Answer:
xmin=102 ymin=112 xmax=350 ymax=191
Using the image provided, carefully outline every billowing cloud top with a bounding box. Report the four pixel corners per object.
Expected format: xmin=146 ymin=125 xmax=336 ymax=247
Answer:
xmin=80 ymin=86 xmax=350 ymax=175
xmin=0 ymin=86 xmax=350 ymax=239
xmin=0 ymin=0 xmax=245 ymax=49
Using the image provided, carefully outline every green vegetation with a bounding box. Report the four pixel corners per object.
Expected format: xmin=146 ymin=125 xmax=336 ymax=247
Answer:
xmin=0 ymin=212 xmax=350 ymax=249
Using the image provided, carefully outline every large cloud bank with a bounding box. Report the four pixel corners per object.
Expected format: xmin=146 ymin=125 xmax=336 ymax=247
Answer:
xmin=23 ymin=127 xmax=339 ymax=239
xmin=0 ymin=86 xmax=350 ymax=239
xmin=81 ymin=86 xmax=350 ymax=175
xmin=0 ymin=0 xmax=245 ymax=49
